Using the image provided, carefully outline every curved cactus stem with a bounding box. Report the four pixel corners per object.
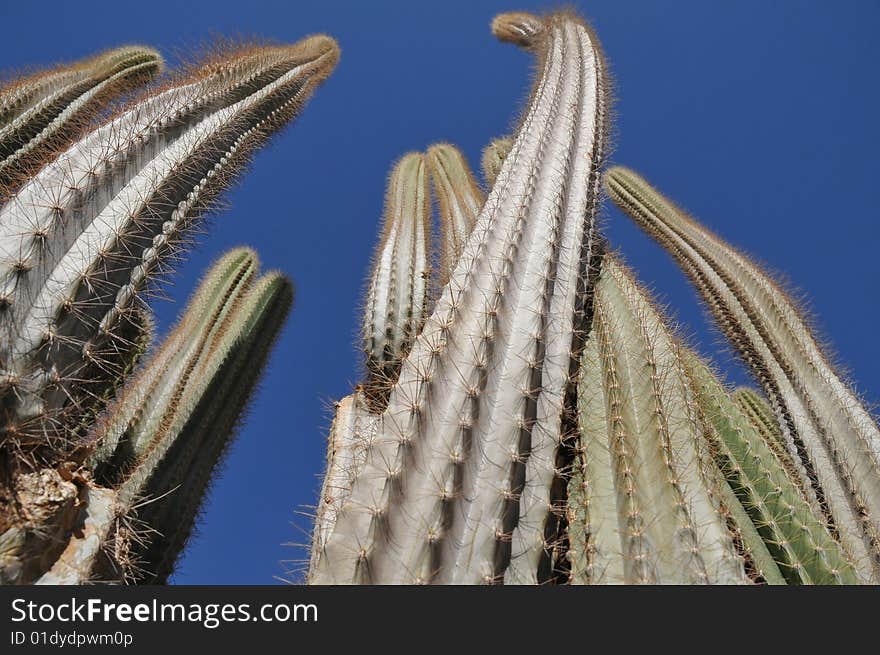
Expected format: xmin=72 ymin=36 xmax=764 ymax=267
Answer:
xmin=130 ymin=272 xmax=292 ymax=581
xmin=605 ymin=166 xmax=880 ymax=581
xmin=426 ymin=143 xmax=483 ymax=286
xmin=91 ymin=247 xmax=259 ymax=473
xmin=362 ymin=152 xmax=431 ymax=399
xmin=40 ymin=250 xmax=292 ymax=583
xmin=481 ymin=136 xmax=513 ymax=189
xmin=569 ymin=255 xmax=749 ymax=584
xmin=687 ymin=354 xmax=860 ymax=584
xmin=308 ymin=391 xmax=379 ymax=581
xmin=0 ymin=46 xmax=163 ymax=189
xmin=0 ymin=36 xmax=338 ymax=449
xmin=313 ymin=11 xmax=610 ymax=584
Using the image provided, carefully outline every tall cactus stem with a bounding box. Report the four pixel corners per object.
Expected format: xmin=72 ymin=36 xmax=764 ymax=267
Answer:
xmin=426 ymin=143 xmax=483 ymax=286
xmin=0 ymin=46 xmax=163 ymax=191
xmin=312 ymin=11 xmax=610 ymax=584
xmin=0 ymin=36 xmax=338 ymax=453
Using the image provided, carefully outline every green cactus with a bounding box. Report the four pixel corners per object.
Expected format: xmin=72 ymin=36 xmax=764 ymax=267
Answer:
xmin=0 ymin=34 xmax=337 ymax=583
xmin=307 ymin=9 xmax=879 ymax=586
xmin=604 ymin=166 xmax=880 ymax=581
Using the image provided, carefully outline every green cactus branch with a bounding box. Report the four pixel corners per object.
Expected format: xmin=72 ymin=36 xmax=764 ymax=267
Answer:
xmin=604 ymin=165 xmax=880 ymax=581
xmin=32 ymin=249 xmax=292 ymax=584
xmin=569 ymin=254 xmax=749 ymax=584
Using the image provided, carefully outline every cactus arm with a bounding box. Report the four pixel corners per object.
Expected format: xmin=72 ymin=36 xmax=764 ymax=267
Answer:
xmin=687 ymin=354 xmax=860 ymax=583
xmin=701 ymin=454 xmax=786 ymax=585
xmin=131 ymin=273 xmax=293 ymax=582
xmin=91 ymin=248 xmax=258 ymax=474
xmin=313 ymin=12 xmax=610 ymax=584
xmin=0 ymin=37 xmax=338 ymax=443
xmin=605 ymin=166 xmax=880 ymax=580
xmin=426 ymin=143 xmax=483 ymax=286
xmin=0 ymin=47 xmax=163 ymax=189
xmin=307 ymin=391 xmax=378 ymax=580
xmin=480 ymin=137 xmax=514 ymax=189
xmin=362 ymin=153 xmax=431 ymax=392
xmin=43 ymin=257 xmax=291 ymax=583
xmin=732 ymin=387 xmax=809 ymax=501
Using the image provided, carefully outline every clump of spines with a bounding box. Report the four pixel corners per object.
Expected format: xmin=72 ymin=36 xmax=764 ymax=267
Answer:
xmin=604 ymin=165 xmax=880 ymax=581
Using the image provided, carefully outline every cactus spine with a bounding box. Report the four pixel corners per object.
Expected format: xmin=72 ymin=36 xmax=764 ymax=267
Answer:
xmin=604 ymin=166 xmax=880 ymax=581
xmin=310 ymin=11 xmax=610 ymax=584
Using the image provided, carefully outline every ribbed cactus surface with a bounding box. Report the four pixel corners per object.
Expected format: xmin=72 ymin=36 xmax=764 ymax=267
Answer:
xmin=0 ymin=46 xmax=163 ymax=189
xmin=310 ymin=10 xmax=610 ymax=584
xmin=0 ymin=33 xmax=336 ymax=584
xmin=605 ymin=166 xmax=880 ymax=582
xmin=0 ymin=36 xmax=337 ymax=450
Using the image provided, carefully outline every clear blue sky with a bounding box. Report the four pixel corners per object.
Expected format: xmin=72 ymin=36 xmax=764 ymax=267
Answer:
xmin=1 ymin=1 xmax=877 ymax=584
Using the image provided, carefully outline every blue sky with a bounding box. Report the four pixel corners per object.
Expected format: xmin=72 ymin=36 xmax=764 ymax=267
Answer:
xmin=1 ymin=1 xmax=877 ymax=584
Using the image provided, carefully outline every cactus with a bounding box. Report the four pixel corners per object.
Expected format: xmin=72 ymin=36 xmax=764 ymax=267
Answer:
xmin=0 ymin=34 xmax=337 ymax=583
xmin=362 ymin=152 xmax=431 ymax=396
xmin=36 ymin=249 xmax=292 ymax=583
xmin=604 ymin=166 xmax=880 ymax=581
xmin=310 ymin=10 xmax=610 ymax=584
xmin=568 ymin=254 xmax=749 ymax=584
xmin=426 ymin=143 xmax=483 ymax=286
xmin=0 ymin=46 xmax=163 ymax=190
xmin=480 ymin=136 xmax=513 ymax=188
xmin=307 ymin=9 xmax=878 ymax=586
